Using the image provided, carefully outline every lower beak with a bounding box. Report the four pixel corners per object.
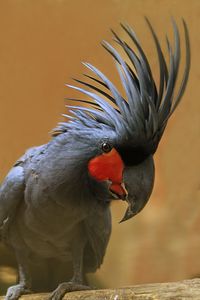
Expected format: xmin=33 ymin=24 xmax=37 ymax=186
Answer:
xmin=109 ymin=182 xmax=128 ymax=201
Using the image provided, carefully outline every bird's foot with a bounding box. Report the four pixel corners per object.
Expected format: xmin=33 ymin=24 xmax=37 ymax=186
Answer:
xmin=5 ymin=284 xmax=32 ymax=300
xmin=49 ymin=281 xmax=92 ymax=300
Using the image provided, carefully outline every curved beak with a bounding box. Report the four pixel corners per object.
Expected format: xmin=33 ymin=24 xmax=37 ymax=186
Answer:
xmin=119 ymin=155 xmax=155 ymax=223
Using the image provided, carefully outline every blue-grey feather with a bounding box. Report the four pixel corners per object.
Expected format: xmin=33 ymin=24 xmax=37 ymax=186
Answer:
xmin=73 ymin=78 xmax=116 ymax=105
xmin=169 ymin=20 xmax=190 ymax=116
xmin=52 ymin=19 xmax=190 ymax=154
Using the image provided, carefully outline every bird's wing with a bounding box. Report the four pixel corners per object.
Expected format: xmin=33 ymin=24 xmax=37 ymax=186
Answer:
xmin=0 ymin=164 xmax=25 ymax=229
xmin=0 ymin=144 xmax=48 ymax=238
xmin=83 ymin=205 xmax=111 ymax=272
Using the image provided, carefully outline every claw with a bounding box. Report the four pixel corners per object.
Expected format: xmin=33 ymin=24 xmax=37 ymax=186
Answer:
xmin=49 ymin=282 xmax=91 ymax=300
xmin=5 ymin=284 xmax=32 ymax=300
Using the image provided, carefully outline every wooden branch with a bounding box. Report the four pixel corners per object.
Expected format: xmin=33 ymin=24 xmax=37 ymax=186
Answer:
xmin=1 ymin=278 xmax=200 ymax=299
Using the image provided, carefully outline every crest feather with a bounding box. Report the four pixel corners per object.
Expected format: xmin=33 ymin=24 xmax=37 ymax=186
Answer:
xmin=52 ymin=19 xmax=190 ymax=154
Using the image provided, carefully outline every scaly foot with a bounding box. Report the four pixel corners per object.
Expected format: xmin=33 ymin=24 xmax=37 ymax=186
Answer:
xmin=5 ymin=284 xmax=32 ymax=300
xmin=49 ymin=282 xmax=92 ymax=300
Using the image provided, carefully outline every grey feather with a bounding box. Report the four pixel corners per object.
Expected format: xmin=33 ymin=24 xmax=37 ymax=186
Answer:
xmin=0 ymin=165 xmax=25 ymax=228
xmin=53 ymin=19 xmax=190 ymax=154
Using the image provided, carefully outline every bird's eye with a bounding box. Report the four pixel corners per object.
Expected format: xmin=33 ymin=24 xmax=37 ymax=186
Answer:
xmin=101 ymin=142 xmax=112 ymax=153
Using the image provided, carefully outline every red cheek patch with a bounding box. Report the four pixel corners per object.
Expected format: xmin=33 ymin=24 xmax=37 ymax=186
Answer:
xmin=88 ymin=148 xmax=124 ymax=184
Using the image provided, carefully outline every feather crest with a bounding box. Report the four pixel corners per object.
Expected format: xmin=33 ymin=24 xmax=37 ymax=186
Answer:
xmin=52 ymin=19 xmax=190 ymax=154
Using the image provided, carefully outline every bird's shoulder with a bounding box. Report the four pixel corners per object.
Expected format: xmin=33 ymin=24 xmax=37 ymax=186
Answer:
xmin=14 ymin=143 xmax=49 ymax=169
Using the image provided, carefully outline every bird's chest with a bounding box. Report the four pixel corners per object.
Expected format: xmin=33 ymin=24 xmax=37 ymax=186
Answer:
xmin=25 ymin=166 xmax=92 ymax=221
xmin=23 ymin=176 xmax=91 ymax=236
xmin=12 ymin=155 xmax=97 ymax=258
xmin=12 ymin=197 xmax=90 ymax=259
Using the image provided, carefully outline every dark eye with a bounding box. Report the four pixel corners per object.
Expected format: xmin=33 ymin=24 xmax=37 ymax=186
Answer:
xmin=101 ymin=142 xmax=112 ymax=153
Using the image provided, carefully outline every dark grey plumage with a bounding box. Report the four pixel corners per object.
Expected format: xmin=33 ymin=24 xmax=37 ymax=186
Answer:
xmin=54 ymin=19 xmax=190 ymax=155
xmin=0 ymin=19 xmax=190 ymax=300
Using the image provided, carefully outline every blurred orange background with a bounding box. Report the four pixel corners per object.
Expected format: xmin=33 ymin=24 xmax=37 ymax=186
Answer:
xmin=0 ymin=0 xmax=199 ymax=294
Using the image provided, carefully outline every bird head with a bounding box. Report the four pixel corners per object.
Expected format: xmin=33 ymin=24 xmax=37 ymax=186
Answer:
xmin=52 ymin=19 xmax=190 ymax=222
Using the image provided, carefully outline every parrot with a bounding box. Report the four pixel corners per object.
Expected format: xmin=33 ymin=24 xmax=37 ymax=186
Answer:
xmin=0 ymin=18 xmax=190 ymax=300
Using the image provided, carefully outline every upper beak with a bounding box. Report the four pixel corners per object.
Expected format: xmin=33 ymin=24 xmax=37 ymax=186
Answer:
xmin=119 ymin=155 xmax=155 ymax=223
xmin=119 ymin=197 xmax=144 ymax=223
